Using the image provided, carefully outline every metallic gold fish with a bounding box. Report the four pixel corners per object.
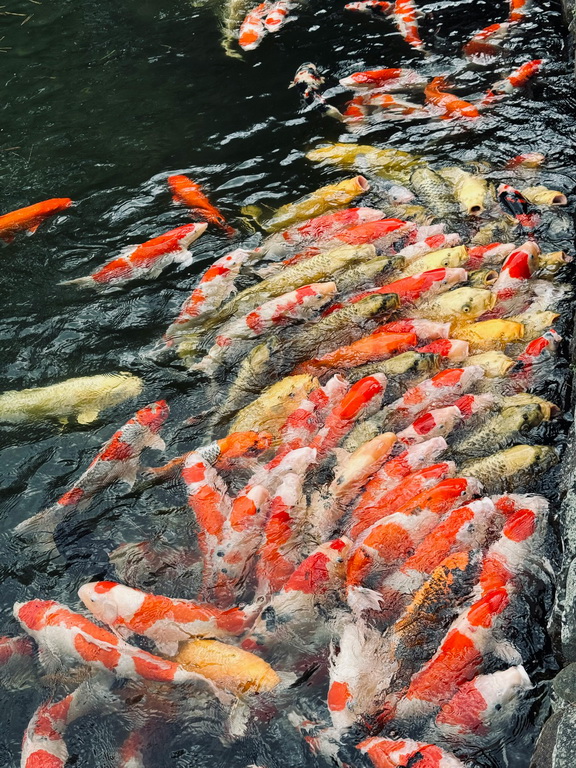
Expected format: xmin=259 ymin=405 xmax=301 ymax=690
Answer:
xmin=417 ymin=288 xmax=496 ymax=322
xmin=401 ymin=246 xmax=468 ymax=276
xmin=462 ymin=351 xmax=516 ymax=377
xmin=458 ymin=444 xmax=558 ymax=491
xmin=451 ymin=319 xmax=525 ymax=350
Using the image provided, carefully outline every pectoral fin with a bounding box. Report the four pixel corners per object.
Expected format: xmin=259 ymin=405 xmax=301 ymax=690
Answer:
xmin=77 ymin=410 xmax=100 ymax=424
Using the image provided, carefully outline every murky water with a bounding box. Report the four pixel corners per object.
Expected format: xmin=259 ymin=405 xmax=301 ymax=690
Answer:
xmin=1 ymin=0 xmax=575 ymax=764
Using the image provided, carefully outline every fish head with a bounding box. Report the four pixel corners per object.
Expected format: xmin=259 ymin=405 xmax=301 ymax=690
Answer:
xmin=78 ymin=581 xmax=137 ymax=627
xmin=503 ymin=403 xmax=546 ymax=433
xmin=218 ymin=430 xmax=273 ymax=458
xmin=305 ymin=281 xmax=339 ymax=307
xmin=478 ymin=666 xmax=532 ymax=710
xmin=178 ymin=222 xmax=208 ymax=248
xmin=435 ymin=287 xmax=496 ymax=320
xmin=135 ymin=400 xmax=170 ymax=432
xmin=275 ymin=446 xmax=317 ymax=475
xmin=465 ymin=351 xmax=515 ymax=378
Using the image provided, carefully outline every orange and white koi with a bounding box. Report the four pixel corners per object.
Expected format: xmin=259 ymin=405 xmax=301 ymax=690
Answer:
xmin=397 ymin=405 xmax=464 ymax=445
xmin=379 ymin=318 xmax=451 ymax=341
xmin=463 ymin=22 xmax=511 ymax=63
xmin=424 ymin=77 xmax=481 ymax=120
xmin=78 ymin=581 xmax=252 ymax=656
xmin=21 ymin=678 xmax=119 ymax=768
xmin=348 ymin=438 xmax=449 ymax=530
xmin=512 ymin=328 xmax=562 ymax=389
xmin=418 ymin=338 xmax=469 ymax=362
xmin=61 ymin=224 xmax=206 ymax=288
xmin=506 ymin=152 xmax=545 ymax=169
xmin=347 ymin=267 xmax=467 ymax=307
xmin=483 ymin=60 xmax=544 ymax=105
xmin=198 ymin=282 xmax=337 ymax=374
xmin=464 ymin=242 xmax=516 ymax=270
xmin=0 ymin=197 xmax=73 ymax=243
xmin=243 ymin=538 xmax=351 ymax=655
xmin=509 ymin=0 xmax=530 ymax=23
xmin=14 ymin=401 xmax=169 ymax=544
xmin=340 ymin=67 xmax=427 ymax=91
xmin=377 ymin=497 xmax=498 ymax=619
xmin=293 ymin=331 xmax=417 ymax=375
xmin=333 ymin=218 xmax=414 ymax=247
xmin=264 ymin=0 xmax=294 ymax=33
xmin=434 ymin=665 xmax=532 ymax=741
xmin=351 ymin=93 xmax=428 ymax=121
xmin=238 ymin=3 xmax=269 ymax=49
xmin=308 ymin=374 xmax=388 ymax=460
xmin=359 ymin=737 xmax=466 ymax=767
xmin=397 ymin=233 xmax=462 ymax=263
xmin=391 ymin=0 xmax=424 ymax=49
xmin=164 ymin=248 xmax=254 ymax=338
xmin=386 ymin=365 xmax=485 ymax=427
xmin=168 ymin=174 xmax=235 ymax=234
xmin=14 ymin=600 xmax=219 ymax=688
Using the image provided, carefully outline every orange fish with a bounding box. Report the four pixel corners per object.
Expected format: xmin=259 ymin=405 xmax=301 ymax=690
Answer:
xmin=424 ymin=77 xmax=481 ymax=120
xmin=168 ymin=174 xmax=235 ymax=235
xmin=0 ymin=198 xmax=73 ymax=243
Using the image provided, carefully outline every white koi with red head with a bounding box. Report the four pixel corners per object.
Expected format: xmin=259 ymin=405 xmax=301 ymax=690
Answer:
xmin=418 ymin=338 xmax=470 ymax=362
xmin=463 ymin=22 xmax=511 ymax=64
xmin=359 ymin=737 xmax=466 ymax=767
xmin=398 ymin=233 xmax=461 ymax=262
xmin=61 ymin=224 xmax=206 ymax=289
xmin=434 ymin=665 xmax=532 ymax=741
xmin=238 ymin=3 xmax=269 ymax=50
xmin=78 ymin=581 xmax=251 ymax=656
xmin=491 ymin=59 xmax=544 ymax=95
xmin=14 ymin=600 xmax=219 ymax=688
xmin=14 ymin=401 xmax=169 ymax=546
xmin=197 ymin=282 xmax=337 ymax=375
xmin=264 ymin=0 xmax=294 ymax=32
xmin=165 ymin=248 xmax=254 ymax=337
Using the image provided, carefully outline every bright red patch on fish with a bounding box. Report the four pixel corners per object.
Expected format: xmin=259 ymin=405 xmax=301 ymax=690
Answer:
xmin=99 ymin=435 xmax=134 ymax=462
xmin=58 ymin=487 xmax=85 ymax=507
xmin=284 ymin=552 xmax=331 ymax=593
xmin=503 ymin=508 xmax=536 ymax=541
xmin=468 ymin=588 xmax=509 ymax=627
xmin=73 ymin=634 xmax=121 ymax=669
xmin=328 ymin=680 xmax=352 ymax=711
xmin=25 ymin=751 xmax=64 ymax=768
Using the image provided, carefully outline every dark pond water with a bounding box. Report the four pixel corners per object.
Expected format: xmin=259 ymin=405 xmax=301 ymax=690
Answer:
xmin=1 ymin=0 xmax=575 ymax=764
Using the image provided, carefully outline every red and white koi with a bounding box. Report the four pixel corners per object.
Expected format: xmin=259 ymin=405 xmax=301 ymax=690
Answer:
xmin=392 ymin=0 xmax=425 ymax=49
xmin=197 ymin=282 xmax=337 ymax=374
xmin=418 ymin=338 xmax=470 ymax=362
xmin=264 ymin=0 xmax=295 ymax=33
xmin=512 ymin=328 xmax=562 ymax=389
xmin=379 ymin=318 xmax=451 ymax=341
xmin=397 ymin=233 xmax=462 ymax=263
xmin=21 ymin=678 xmax=120 ymax=768
xmin=482 ymin=60 xmax=544 ymax=105
xmin=386 ymin=365 xmax=485 ymax=427
xmin=61 ymin=224 xmax=206 ymax=288
xmin=509 ymin=0 xmax=530 ymax=23
xmin=340 ymin=67 xmax=428 ymax=91
xmin=463 ymin=23 xmax=511 ymax=64
xmin=348 ymin=267 xmax=468 ymax=307
xmin=243 ymin=538 xmax=351 ymax=655
xmin=119 ymin=730 xmax=148 ymax=768
xmin=506 ymin=152 xmax=545 ymax=169
xmin=332 ymin=218 xmax=414 ymax=247
xmin=14 ymin=600 xmax=219 ymax=688
xmin=397 ymin=405 xmax=464 ymax=445
xmin=464 ymin=242 xmax=516 ymax=270
xmin=14 ymin=401 xmax=169 ymax=544
xmin=434 ymin=665 xmax=532 ymax=741
xmin=78 ymin=581 xmax=252 ymax=656
xmin=164 ymin=248 xmax=254 ymax=338
xmin=492 ymin=241 xmax=540 ymax=293
xmin=344 ymin=0 xmax=393 ymax=19
xmin=308 ymin=374 xmax=388 ymax=460
xmin=238 ymin=3 xmax=269 ymax=50
xmin=359 ymin=737 xmax=466 ymax=767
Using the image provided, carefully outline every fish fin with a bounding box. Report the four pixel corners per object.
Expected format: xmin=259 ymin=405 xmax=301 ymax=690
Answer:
xmin=27 ymin=223 xmax=42 ymax=234
xmin=494 ymin=640 xmax=522 ymax=665
xmin=176 ymin=252 xmax=194 ymax=268
xmin=120 ymin=459 xmax=140 ymax=488
xmin=145 ymin=433 xmax=166 ymax=452
xmin=76 ymin=410 xmax=100 ymax=425
xmin=346 ymin=585 xmax=384 ymax=615
xmin=240 ymin=204 xmax=264 ymax=223
xmin=59 ymin=276 xmax=96 ymax=288
xmin=0 ymin=233 xmax=15 ymax=244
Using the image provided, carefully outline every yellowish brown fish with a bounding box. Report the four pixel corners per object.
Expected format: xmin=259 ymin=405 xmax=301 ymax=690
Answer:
xmin=462 ymin=351 xmax=516 ymax=377
xmin=452 ymin=403 xmax=546 ymax=458
xmin=504 ymin=393 xmax=559 ymax=421
xmin=470 ymin=217 xmax=518 ymax=245
xmin=467 ymin=269 xmax=499 ymax=287
xmin=451 ymin=319 xmax=524 ymax=350
xmin=252 ymin=177 xmax=370 ymax=232
xmin=417 ymin=288 xmax=496 ymax=322
xmin=438 ymin=167 xmax=490 ymax=216
xmin=521 ymin=186 xmax=568 ymax=206
xmin=459 ymin=444 xmax=558 ymax=492
xmin=401 ymin=246 xmax=468 ymax=277
xmin=507 ymin=310 xmax=559 ymax=340
xmin=229 ymin=374 xmax=318 ymax=438
xmin=0 ymin=372 xmax=143 ymax=425
xmin=305 ymin=144 xmax=424 ymax=185
xmin=173 ymin=638 xmax=281 ymax=695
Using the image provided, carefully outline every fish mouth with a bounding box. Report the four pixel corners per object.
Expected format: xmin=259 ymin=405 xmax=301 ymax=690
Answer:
xmin=355 ymin=176 xmax=370 ymax=192
xmin=469 ymin=204 xmax=484 ymax=215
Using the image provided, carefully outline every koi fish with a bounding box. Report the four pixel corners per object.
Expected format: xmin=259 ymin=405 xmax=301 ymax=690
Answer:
xmin=391 ymin=0 xmax=424 ymax=49
xmin=0 ymin=197 xmax=73 ymax=243
xmin=434 ymin=665 xmax=532 ymax=743
xmin=344 ymin=0 xmax=393 ymax=18
xmin=340 ymin=67 xmax=427 ymax=91
xmin=497 ymin=184 xmax=538 ymax=228
xmin=78 ymin=581 xmax=252 ymax=656
xmin=464 ymin=242 xmax=516 ymax=270
xmin=332 ymin=218 xmax=413 ymax=247
xmin=168 ymin=174 xmax=235 ymax=234
xmin=397 ymin=233 xmax=462 ymax=262
xmin=463 ymin=22 xmax=511 ymax=63
xmin=21 ymin=678 xmax=120 ymax=768
xmin=291 ymin=62 xmax=343 ymax=120
xmin=417 ymin=287 xmax=496 ymax=323
xmin=61 ymin=223 xmax=207 ymax=288
xmin=492 ymin=59 xmax=543 ymax=94
xmin=424 ymin=77 xmax=481 ymax=119
xmin=118 ymin=731 xmax=148 ymax=768
xmin=506 ymin=152 xmax=545 ymax=169
xmin=197 ymin=282 xmax=337 ymax=374
xmin=397 ymin=405 xmax=463 ymax=445
xmin=14 ymin=600 xmax=220 ymax=688
xmin=264 ymin=0 xmax=294 ymax=33
xmin=509 ymin=0 xmax=530 ymax=21
xmin=164 ymin=248 xmax=254 ymax=338
xmin=14 ymin=401 xmax=169 ymax=546
xmin=358 ymin=737 xmax=466 ymax=767
xmin=293 ymin=331 xmax=417 ymax=375
xmin=417 ymin=339 xmax=469 ymax=362
xmin=460 ymin=445 xmax=558 ymax=492
xmin=512 ymin=328 xmax=562 ymax=389
xmin=346 ymin=267 xmax=467 ymax=307
xmin=379 ymin=318 xmax=451 ymax=340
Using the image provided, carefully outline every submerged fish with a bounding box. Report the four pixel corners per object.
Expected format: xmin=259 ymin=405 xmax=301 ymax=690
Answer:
xmin=340 ymin=67 xmax=427 ymax=91
xmin=0 ymin=198 xmax=73 ymax=243
xmin=451 ymin=319 xmax=525 ymax=350
xmin=168 ymin=174 xmax=235 ymax=234
xmin=424 ymin=77 xmax=481 ymax=119
xmin=409 ymin=168 xmax=458 ymax=219
xmin=0 ymin=372 xmax=142 ymax=425
xmin=305 ymin=143 xmax=423 ymax=185
xmin=459 ymin=444 xmax=558 ymax=491
xmin=359 ymin=737 xmax=466 ymax=767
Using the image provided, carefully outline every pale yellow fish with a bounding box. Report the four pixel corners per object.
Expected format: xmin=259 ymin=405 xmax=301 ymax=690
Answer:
xmin=0 ymin=372 xmax=142 ymax=425
xmin=467 ymin=269 xmax=499 ymax=287
xmin=305 ymin=144 xmax=423 ymax=185
xmin=230 ymin=374 xmax=318 ymax=438
xmin=459 ymin=444 xmax=558 ymax=491
xmin=174 ymin=638 xmax=281 ymax=695
xmin=417 ymin=288 xmax=495 ymax=322
xmin=504 ymin=393 xmax=559 ymax=421
xmin=462 ymin=351 xmax=516 ymax=377
xmin=438 ymin=167 xmax=490 ymax=216
xmin=451 ymin=319 xmax=524 ymax=351
xmin=521 ymin=186 xmax=568 ymax=206
xmin=507 ymin=311 xmax=559 ymax=340
xmin=329 ymin=432 xmax=397 ymax=500
xmin=256 ymin=177 xmax=370 ymax=232
xmin=401 ymin=246 xmax=468 ymax=276
xmin=538 ymin=251 xmax=571 ymax=277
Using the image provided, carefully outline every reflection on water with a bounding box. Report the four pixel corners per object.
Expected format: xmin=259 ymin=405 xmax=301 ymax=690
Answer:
xmin=0 ymin=0 xmax=575 ymax=764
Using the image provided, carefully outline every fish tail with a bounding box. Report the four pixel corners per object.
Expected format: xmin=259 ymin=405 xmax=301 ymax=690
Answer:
xmin=59 ymin=276 xmax=95 ymax=288
xmin=14 ymin=509 xmax=59 ymax=553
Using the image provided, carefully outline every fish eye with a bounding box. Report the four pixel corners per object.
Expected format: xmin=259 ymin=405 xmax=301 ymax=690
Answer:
xmin=442 ymin=259 xmax=450 ymax=266
xmin=462 ymin=305 xmax=471 ymax=313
